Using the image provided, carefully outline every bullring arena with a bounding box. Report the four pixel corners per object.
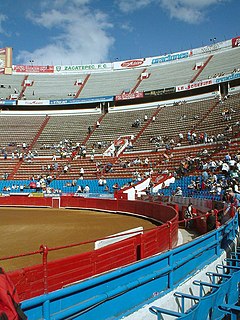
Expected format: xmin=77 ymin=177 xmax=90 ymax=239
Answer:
xmin=0 ymin=206 xmax=156 ymax=271
xmin=0 ymin=36 xmax=239 ymax=319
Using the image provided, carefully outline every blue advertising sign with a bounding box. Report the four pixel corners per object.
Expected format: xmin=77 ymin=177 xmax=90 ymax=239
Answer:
xmin=0 ymin=100 xmax=17 ymax=105
xmin=50 ymin=96 xmax=114 ymax=105
xmin=215 ymin=72 xmax=240 ymax=84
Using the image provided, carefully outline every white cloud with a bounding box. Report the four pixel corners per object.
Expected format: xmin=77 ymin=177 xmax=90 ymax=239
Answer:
xmin=117 ymin=0 xmax=153 ymax=13
xmin=120 ymin=22 xmax=134 ymax=32
xmin=0 ymin=14 xmax=6 ymax=34
xmin=160 ymin=0 xmax=203 ymax=24
xmin=159 ymin=0 xmax=228 ymax=24
xmin=13 ymin=0 xmax=231 ymax=65
xmin=16 ymin=0 xmax=114 ymax=65
xmin=117 ymin=0 xmax=229 ymax=24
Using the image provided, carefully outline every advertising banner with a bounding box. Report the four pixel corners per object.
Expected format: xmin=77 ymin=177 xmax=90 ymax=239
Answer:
xmin=176 ymin=79 xmax=213 ymax=92
xmin=151 ymin=50 xmax=192 ymax=65
xmin=144 ymin=89 xmax=164 ymax=96
xmin=54 ymin=63 xmax=112 ymax=73
xmin=232 ymin=36 xmax=240 ymax=48
xmin=164 ymin=87 xmax=176 ymax=94
xmin=0 ymin=100 xmax=16 ymax=106
xmin=0 ymin=47 xmax=12 ymax=74
xmin=113 ymin=58 xmax=150 ymax=70
xmin=215 ymin=72 xmax=240 ymax=84
xmin=13 ymin=65 xmax=54 ymax=73
xmin=0 ymin=48 xmax=5 ymax=73
xmin=17 ymin=100 xmax=50 ymax=106
xmin=144 ymin=87 xmax=175 ymax=96
xmin=50 ymin=96 xmax=114 ymax=105
xmin=115 ymin=91 xmax=144 ymax=101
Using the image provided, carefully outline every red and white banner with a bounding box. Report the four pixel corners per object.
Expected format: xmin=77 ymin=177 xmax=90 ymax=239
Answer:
xmin=232 ymin=36 xmax=240 ymax=48
xmin=113 ymin=58 xmax=150 ymax=70
xmin=115 ymin=91 xmax=144 ymax=101
xmin=176 ymin=79 xmax=213 ymax=92
xmin=13 ymin=65 xmax=54 ymax=73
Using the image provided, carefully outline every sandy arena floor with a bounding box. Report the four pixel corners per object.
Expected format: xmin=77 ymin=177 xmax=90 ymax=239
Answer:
xmin=0 ymin=207 xmax=156 ymax=271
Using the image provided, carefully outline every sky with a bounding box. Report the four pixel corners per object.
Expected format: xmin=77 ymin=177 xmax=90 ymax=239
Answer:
xmin=0 ymin=0 xmax=239 ymax=66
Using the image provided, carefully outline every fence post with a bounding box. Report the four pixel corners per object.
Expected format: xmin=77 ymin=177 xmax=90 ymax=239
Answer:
xmin=167 ymin=221 xmax=173 ymax=249
xmin=40 ymin=245 xmax=49 ymax=294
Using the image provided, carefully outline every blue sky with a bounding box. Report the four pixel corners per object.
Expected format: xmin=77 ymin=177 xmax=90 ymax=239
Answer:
xmin=0 ymin=0 xmax=239 ymax=66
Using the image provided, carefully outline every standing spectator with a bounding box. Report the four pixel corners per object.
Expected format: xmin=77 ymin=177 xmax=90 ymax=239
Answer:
xmin=184 ymin=203 xmax=194 ymax=229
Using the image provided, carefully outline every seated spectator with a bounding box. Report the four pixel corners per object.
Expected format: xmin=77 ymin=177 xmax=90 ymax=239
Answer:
xmin=63 ymin=164 xmax=69 ymax=173
xmin=173 ymin=186 xmax=183 ymax=196
xmin=83 ymin=185 xmax=90 ymax=193
xmin=128 ymin=140 xmax=133 ymax=149
xmin=76 ymin=185 xmax=83 ymax=193
xmin=29 ymin=181 xmax=36 ymax=189
xmin=72 ymin=179 xmax=77 ymax=186
xmin=178 ymin=133 xmax=184 ymax=142
xmin=104 ymin=185 xmax=110 ymax=192
xmin=80 ymin=167 xmax=84 ymax=178
xmin=98 ymin=178 xmax=104 ymax=186
xmin=36 ymin=181 xmax=41 ymax=192
xmin=222 ymin=162 xmax=230 ymax=176
xmin=112 ymin=183 xmax=119 ymax=190
xmin=187 ymin=180 xmax=196 ymax=189
xmin=132 ymin=119 xmax=141 ymax=128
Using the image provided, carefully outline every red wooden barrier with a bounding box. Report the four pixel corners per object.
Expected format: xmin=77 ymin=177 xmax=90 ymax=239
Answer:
xmin=0 ymin=196 xmax=178 ymax=301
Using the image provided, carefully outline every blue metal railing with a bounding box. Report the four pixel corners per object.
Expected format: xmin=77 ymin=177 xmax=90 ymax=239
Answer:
xmin=149 ymin=248 xmax=240 ymax=319
xmin=21 ymin=212 xmax=239 ymax=320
